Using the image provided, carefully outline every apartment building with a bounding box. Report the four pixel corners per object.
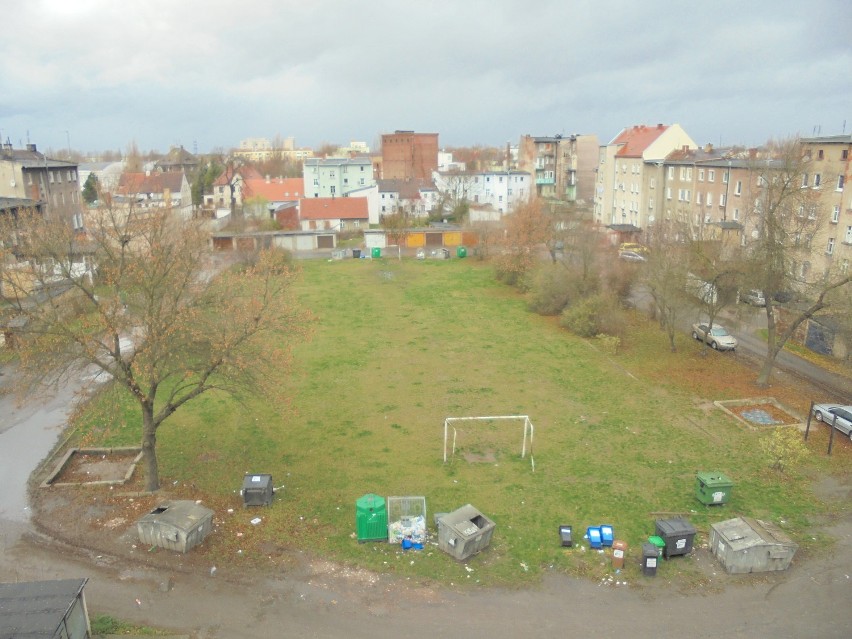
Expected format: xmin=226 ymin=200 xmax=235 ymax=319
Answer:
xmin=594 ymin=124 xmax=697 ymax=233
xmin=0 ymin=142 xmax=82 ymax=228
xmin=799 ymin=135 xmax=852 ymax=278
xmin=303 ymin=157 xmax=374 ymax=199
xmin=517 ymin=134 xmax=599 ymax=205
xmin=381 ymin=131 xmax=438 ymax=180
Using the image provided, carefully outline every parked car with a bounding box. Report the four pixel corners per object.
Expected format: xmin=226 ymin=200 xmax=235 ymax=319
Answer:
xmin=691 ymin=323 xmax=738 ymax=351
xmin=812 ymin=404 xmax=852 ymax=439
xmin=618 ymin=250 xmax=647 ymax=263
xmin=773 ymin=290 xmax=794 ymax=303
xmin=742 ymin=289 xmax=766 ymax=306
xmin=619 ymin=242 xmax=648 ymax=255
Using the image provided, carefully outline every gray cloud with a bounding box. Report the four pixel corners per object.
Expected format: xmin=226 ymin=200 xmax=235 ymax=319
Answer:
xmin=1 ymin=0 xmax=849 ymax=154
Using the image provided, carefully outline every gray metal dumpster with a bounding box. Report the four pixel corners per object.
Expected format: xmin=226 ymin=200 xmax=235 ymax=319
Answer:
xmin=437 ymin=504 xmax=495 ymax=560
xmin=136 ymin=500 xmax=214 ymax=553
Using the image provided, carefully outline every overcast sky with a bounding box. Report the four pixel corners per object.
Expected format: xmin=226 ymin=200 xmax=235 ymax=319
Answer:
xmin=1 ymin=0 xmax=849 ymax=156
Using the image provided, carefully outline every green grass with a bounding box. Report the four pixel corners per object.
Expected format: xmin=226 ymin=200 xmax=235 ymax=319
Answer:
xmin=73 ymin=258 xmax=851 ymax=587
xmin=89 ymin=614 xmax=167 ymax=635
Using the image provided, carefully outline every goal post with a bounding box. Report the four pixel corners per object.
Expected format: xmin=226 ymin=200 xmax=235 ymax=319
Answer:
xmin=443 ymin=415 xmax=535 ymax=472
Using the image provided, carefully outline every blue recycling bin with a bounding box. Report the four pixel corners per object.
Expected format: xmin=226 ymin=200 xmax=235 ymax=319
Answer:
xmin=587 ymin=526 xmax=602 ymax=549
xmin=600 ymin=524 xmax=614 ymax=547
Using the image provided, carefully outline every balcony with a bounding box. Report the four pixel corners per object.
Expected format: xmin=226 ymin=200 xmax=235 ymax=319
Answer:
xmin=536 ymin=176 xmax=555 ymax=185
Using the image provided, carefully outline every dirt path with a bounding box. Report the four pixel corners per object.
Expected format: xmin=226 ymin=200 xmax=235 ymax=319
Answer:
xmin=2 ymin=508 xmax=851 ymax=638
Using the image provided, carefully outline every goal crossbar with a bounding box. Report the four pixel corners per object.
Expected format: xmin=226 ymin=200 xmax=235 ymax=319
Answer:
xmin=443 ymin=415 xmax=535 ymax=472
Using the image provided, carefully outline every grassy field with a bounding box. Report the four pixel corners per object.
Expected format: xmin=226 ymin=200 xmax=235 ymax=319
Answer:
xmin=75 ymin=256 xmax=851 ymax=587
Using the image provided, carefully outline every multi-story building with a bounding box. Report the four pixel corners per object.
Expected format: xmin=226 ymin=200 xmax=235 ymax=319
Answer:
xmin=0 ymin=142 xmax=82 ymax=228
xmin=303 ymin=157 xmax=374 ymax=199
xmin=594 ymin=124 xmax=697 ymax=235
xmin=517 ymin=134 xmax=599 ymax=205
xmin=799 ymin=135 xmax=852 ymax=278
xmin=381 ymin=131 xmax=438 ymax=180
xmin=376 ymin=178 xmax=439 ymax=219
xmin=433 ymin=169 xmax=531 ymax=219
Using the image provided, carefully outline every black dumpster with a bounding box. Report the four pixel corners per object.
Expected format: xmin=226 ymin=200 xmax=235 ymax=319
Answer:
xmin=642 ymin=542 xmax=658 ymax=576
xmin=655 ymin=517 xmax=697 ymax=558
xmin=352 ymin=249 xmax=361 ymax=258
xmin=558 ymin=525 xmax=573 ymax=547
xmin=241 ymin=474 xmax=274 ymax=507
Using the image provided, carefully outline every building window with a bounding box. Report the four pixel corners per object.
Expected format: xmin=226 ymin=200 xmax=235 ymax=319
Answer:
xmin=827 ymin=237 xmax=835 ymax=255
xmin=706 ymin=193 xmax=713 ymax=206
xmin=667 ymin=167 xmax=674 ymax=180
xmin=719 ymin=193 xmax=726 ymax=207
xmin=330 ymin=186 xmax=336 ymax=195
xmin=817 ymin=149 xmax=824 ymax=160
xmin=49 ymin=171 xmax=54 ymax=183
xmin=649 ymin=177 xmax=655 ymax=188
xmin=722 ymin=170 xmax=728 ymax=184
xmin=708 ymin=170 xmax=715 ymax=182
xmin=666 ymin=187 xmax=672 ymax=200
xmin=801 ymin=173 xmax=809 ymax=187
xmin=649 ymin=198 xmax=654 ymax=210
xmin=846 ymin=225 xmax=852 ymax=244
xmin=837 ymin=175 xmax=845 ymax=191
xmin=698 ymin=169 xmax=704 ymax=182
xmin=832 ymin=205 xmax=840 ymax=223
xmin=842 ymin=150 xmax=849 ymax=160
xmin=696 ymin=192 xmax=702 ymax=205
xmin=733 ymin=208 xmax=740 ymax=221
xmin=734 ymin=180 xmax=742 ymax=195
xmin=813 ymin=174 xmax=821 ymax=187
xmin=842 ymin=259 xmax=849 ymax=274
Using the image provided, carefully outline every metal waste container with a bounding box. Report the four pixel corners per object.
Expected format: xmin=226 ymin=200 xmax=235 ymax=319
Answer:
xmin=696 ymin=472 xmax=733 ymax=505
xmin=655 ymin=518 xmax=697 ymax=558
xmin=558 ymin=525 xmax=573 ymax=547
xmin=437 ymin=504 xmax=495 ymax=560
xmin=456 ymin=246 xmax=467 ymax=258
xmin=352 ymin=248 xmax=361 ymax=258
xmin=241 ymin=473 xmax=274 ymax=507
xmin=356 ymin=494 xmax=387 ymax=543
xmin=642 ymin=543 xmax=658 ymax=576
xmin=371 ymin=247 xmax=381 ymax=258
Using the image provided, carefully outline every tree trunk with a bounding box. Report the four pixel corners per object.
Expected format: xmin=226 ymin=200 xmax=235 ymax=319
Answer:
xmin=141 ymin=402 xmax=160 ymax=492
xmin=757 ymin=305 xmax=778 ymax=387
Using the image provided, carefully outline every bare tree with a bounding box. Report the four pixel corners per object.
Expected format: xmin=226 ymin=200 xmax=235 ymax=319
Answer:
xmin=0 ymin=203 xmax=309 ymax=491
xmin=742 ymin=139 xmax=851 ymax=385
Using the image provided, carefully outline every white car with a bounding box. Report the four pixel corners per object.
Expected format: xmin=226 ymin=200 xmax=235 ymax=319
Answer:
xmin=618 ymin=250 xmax=647 ymax=263
xmin=691 ymin=323 xmax=738 ymax=351
xmin=812 ymin=404 xmax=852 ymax=439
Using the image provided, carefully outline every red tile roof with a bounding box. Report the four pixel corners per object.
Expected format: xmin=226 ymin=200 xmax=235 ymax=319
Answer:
xmin=242 ymin=177 xmax=304 ymax=201
xmin=611 ymin=124 xmax=669 ymax=158
xmin=299 ymin=197 xmax=368 ymax=220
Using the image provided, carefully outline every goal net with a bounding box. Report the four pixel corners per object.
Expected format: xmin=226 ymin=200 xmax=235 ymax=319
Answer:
xmin=443 ymin=415 xmax=535 ymax=472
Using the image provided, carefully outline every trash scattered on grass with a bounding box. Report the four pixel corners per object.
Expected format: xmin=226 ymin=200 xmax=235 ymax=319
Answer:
xmin=251 ymin=517 xmax=262 ymax=525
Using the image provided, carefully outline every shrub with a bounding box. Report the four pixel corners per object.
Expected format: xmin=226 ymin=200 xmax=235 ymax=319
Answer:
xmin=559 ymin=293 xmax=627 ymax=339
xmin=526 ymin=265 xmax=574 ymax=315
xmin=760 ymin=426 xmax=809 ymax=472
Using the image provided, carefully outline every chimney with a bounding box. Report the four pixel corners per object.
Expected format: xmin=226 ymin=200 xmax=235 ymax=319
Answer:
xmin=704 ymin=143 xmax=713 ymax=153
xmin=26 ymin=143 xmax=37 ymax=152
xmin=657 ymin=124 xmax=664 ymax=129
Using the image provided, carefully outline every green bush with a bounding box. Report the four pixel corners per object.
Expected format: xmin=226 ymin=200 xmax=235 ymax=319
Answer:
xmin=559 ymin=293 xmax=627 ymax=339
xmin=526 ymin=264 xmax=574 ymax=315
xmin=760 ymin=426 xmax=809 ymax=472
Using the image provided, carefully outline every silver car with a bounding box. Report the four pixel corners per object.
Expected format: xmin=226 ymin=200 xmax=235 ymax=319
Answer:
xmin=742 ymin=289 xmax=766 ymax=306
xmin=691 ymin=323 xmax=738 ymax=351
xmin=812 ymin=404 xmax=852 ymax=439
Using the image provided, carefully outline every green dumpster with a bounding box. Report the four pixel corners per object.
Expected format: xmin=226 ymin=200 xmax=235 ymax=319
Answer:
xmin=456 ymin=246 xmax=467 ymax=258
xmin=356 ymin=493 xmax=387 ymax=542
xmin=371 ymin=247 xmax=381 ymax=258
xmin=695 ymin=471 xmax=733 ymax=505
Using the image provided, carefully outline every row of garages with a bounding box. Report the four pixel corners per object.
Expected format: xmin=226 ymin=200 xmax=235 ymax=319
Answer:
xmin=210 ymin=228 xmax=480 ymax=253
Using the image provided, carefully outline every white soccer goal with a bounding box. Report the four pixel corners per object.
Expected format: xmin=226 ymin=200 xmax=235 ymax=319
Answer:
xmin=443 ymin=415 xmax=535 ymax=472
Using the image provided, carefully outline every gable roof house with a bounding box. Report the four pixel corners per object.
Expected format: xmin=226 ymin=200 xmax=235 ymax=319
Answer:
xmin=376 ymin=178 xmax=439 ymax=221
xmin=206 ymin=165 xmax=263 ymax=218
xmin=155 ymin=145 xmax=199 ymax=175
xmin=115 ymin=171 xmax=192 ymax=220
xmin=594 ymin=124 xmax=697 ymax=236
xmin=241 ymin=176 xmax=305 ymax=219
xmin=299 ymin=197 xmax=368 ymax=232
